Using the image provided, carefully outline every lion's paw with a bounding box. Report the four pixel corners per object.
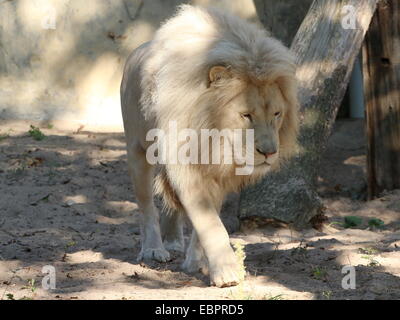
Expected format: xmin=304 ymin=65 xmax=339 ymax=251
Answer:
xmin=138 ymin=248 xmax=171 ymax=263
xmin=182 ymin=256 xmax=209 ymax=276
xmin=164 ymin=239 xmax=185 ymax=253
xmin=209 ymin=261 xmax=244 ymax=288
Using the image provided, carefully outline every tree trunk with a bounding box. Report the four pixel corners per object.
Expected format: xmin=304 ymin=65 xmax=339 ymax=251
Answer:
xmin=253 ymin=0 xmax=313 ymax=47
xmin=363 ymin=0 xmax=400 ymax=199
xmin=239 ymin=0 xmax=379 ymax=228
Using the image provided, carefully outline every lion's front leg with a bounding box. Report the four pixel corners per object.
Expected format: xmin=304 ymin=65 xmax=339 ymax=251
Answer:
xmin=180 ymin=191 xmax=243 ymax=288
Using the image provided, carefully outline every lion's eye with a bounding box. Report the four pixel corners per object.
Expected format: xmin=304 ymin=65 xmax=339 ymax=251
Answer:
xmin=242 ymin=113 xmax=252 ymax=121
xmin=274 ymin=111 xmax=282 ymax=118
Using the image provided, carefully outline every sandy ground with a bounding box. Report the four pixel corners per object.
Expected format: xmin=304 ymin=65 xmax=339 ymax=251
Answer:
xmin=0 ymin=119 xmax=399 ymax=300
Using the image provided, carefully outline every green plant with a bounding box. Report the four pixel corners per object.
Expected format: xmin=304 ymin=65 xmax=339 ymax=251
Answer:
xmin=368 ymin=218 xmax=384 ymax=229
xmin=28 ymin=125 xmax=45 ymax=141
xmin=312 ymin=267 xmax=327 ymax=280
xmin=322 ymin=291 xmax=332 ymax=299
xmin=359 ymin=247 xmax=381 ymax=267
xmin=66 ymin=241 xmax=77 ymax=248
xmin=6 ymin=293 xmax=15 ymax=300
xmin=233 ymin=242 xmax=246 ymax=282
xmin=228 ymin=241 xmax=248 ymax=300
xmin=344 ymin=216 xmax=362 ymax=228
xmin=361 ymin=256 xmax=380 ymax=267
xmin=265 ymin=294 xmax=284 ymax=300
xmin=359 ymin=247 xmax=379 ymax=255
xmin=22 ymin=279 xmax=37 ymax=293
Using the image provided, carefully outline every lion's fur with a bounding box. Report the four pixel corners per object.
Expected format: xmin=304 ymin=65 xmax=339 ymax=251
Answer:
xmin=123 ymin=5 xmax=299 ymax=212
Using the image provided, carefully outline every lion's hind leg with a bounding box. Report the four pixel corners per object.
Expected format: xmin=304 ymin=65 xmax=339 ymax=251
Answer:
xmin=161 ymin=211 xmax=185 ymax=253
xmin=127 ymin=145 xmax=170 ymax=263
xmin=182 ymin=230 xmax=209 ymax=276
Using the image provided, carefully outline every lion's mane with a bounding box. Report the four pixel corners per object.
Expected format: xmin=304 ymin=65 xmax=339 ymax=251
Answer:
xmin=138 ymin=5 xmax=299 ymax=211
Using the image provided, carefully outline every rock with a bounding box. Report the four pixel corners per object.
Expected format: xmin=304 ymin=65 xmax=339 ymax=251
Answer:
xmin=239 ymin=175 xmax=323 ymax=229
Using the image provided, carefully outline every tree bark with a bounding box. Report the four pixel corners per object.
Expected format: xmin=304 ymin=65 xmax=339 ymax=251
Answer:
xmin=363 ymin=0 xmax=400 ymax=199
xmin=253 ymin=0 xmax=313 ymax=47
xmin=239 ymin=0 xmax=379 ymax=228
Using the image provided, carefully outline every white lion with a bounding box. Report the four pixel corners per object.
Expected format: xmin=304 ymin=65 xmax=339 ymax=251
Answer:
xmin=121 ymin=5 xmax=299 ymax=287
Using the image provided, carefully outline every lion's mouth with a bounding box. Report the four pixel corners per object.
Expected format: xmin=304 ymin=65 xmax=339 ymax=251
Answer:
xmin=254 ymin=162 xmax=271 ymax=167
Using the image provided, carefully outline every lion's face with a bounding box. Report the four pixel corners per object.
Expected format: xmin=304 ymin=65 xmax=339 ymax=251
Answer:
xmin=230 ymin=83 xmax=285 ymax=167
xmin=208 ymin=66 xmax=298 ymax=171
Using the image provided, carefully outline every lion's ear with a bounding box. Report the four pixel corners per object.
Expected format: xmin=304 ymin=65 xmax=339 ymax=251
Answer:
xmin=208 ymin=66 xmax=232 ymax=87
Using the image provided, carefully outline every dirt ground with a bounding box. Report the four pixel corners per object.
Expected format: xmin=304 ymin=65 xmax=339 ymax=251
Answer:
xmin=0 ymin=119 xmax=399 ymax=300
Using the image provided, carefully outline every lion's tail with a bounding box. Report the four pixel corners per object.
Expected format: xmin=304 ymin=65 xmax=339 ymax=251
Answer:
xmin=154 ymin=168 xmax=183 ymax=213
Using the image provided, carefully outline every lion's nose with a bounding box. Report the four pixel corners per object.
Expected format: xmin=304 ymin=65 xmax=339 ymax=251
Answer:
xmin=256 ymin=148 xmax=277 ymax=158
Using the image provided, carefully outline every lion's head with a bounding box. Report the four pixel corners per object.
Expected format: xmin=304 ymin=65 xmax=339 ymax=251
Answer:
xmin=205 ymin=65 xmax=299 ymax=171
